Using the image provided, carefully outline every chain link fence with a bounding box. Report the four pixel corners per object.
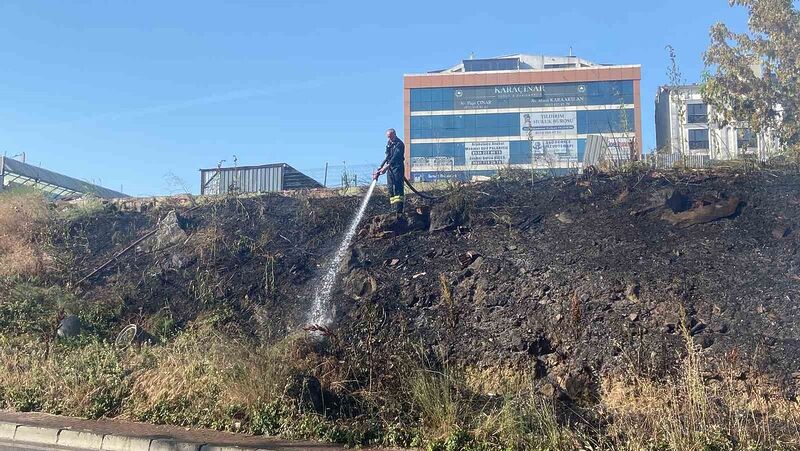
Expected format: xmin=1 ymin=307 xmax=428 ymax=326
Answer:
xmin=298 ymin=162 xmax=380 ymax=188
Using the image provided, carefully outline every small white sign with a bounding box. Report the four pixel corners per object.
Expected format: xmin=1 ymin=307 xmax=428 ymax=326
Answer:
xmin=411 ymin=156 xmax=455 ymax=169
xmin=521 ymin=111 xmax=577 ymax=136
xmin=530 ymin=139 xmax=578 ymax=162
xmin=606 ymin=137 xmax=633 ymax=161
xmin=465 ymin=141 xmax=510 ymax=166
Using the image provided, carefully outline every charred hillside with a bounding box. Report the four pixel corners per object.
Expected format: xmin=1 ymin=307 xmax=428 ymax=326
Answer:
xmin=2 ymin=168 xmax=800 ymax=448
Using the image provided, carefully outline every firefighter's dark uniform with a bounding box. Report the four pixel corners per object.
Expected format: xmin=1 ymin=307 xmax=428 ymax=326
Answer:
xmin=384 ymin=137 xmax=405 ymax=214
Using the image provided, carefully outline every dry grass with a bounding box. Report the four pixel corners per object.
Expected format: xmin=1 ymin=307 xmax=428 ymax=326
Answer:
xmin=1 ymin=314 xmax=799 ymax=448
xmin=127 ymin=326 xmax=302 ymax=418
xmin=602 ymin=323 xmax=800 ymax=451
xmin=0 ymin=188 xmax=52 ymax=277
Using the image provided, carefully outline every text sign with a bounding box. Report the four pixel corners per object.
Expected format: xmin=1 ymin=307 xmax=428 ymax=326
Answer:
xmin=521 ymin=112 xmax=577 ymax=136
xmin=465 ymin=141 xmax=510 ymax=166
xmin=454 ymin=83 xmax=588 ymax=110
xmin=530 ymin=139 xmax=579 ymax=162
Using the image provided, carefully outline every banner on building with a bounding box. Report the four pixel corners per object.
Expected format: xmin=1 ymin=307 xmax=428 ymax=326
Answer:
xmin=530 ymin=139 xmax=578 ymax=162
xmin=465 ymin=141 xmax=510 ymax=166
xmin=606 ymin=137 xmax=633 ymax=161
xmin=411 ymin=156 xmax=455 ymax=169
xmin=520 ymin=112 xmax=577 ymax=137
xmin=454 ymin=83 xmax=588 ymax=110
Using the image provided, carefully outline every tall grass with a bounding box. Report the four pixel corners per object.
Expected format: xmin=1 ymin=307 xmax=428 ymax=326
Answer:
xmin=602 ymin=321 xmax=800 ymax=450
xmin=0 ymin=321 xmax=799 ymax=449
xmin=0 ymin=188 xmax=52 ymax=277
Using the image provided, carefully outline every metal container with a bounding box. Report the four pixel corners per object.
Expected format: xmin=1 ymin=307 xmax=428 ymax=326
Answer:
xmin=200 ymin=163 xmax=322 ymax=195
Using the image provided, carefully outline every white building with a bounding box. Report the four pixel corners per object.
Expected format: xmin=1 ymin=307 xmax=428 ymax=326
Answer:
xmin=654 ymin=84 xmax=776 ymax=161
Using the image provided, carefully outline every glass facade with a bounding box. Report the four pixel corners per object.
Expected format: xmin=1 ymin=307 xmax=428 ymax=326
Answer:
xmin=409 ymin=80 xmax=638 ymax=181
xmin=410 ymin=81 xmax=634 ymax=112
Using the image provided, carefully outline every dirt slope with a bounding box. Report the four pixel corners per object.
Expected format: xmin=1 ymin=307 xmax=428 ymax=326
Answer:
xmin=63 ymin=169 xmax=800 ymax=396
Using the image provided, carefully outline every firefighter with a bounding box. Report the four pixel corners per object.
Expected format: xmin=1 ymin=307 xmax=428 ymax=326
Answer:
xmin=374 ymin=128 xmax=405 ymax=215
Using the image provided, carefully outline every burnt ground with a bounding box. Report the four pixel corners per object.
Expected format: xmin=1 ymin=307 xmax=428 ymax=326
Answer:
xmin=57 ymin=169 xmax=800 ymax=398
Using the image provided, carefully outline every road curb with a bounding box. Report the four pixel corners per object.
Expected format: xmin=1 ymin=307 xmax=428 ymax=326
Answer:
xmin=0 ymin=420 xmax=273 ymax=451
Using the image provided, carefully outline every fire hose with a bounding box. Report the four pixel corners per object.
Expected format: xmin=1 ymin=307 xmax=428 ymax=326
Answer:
xmin=372 ymin=166 xmax=448 ymax=201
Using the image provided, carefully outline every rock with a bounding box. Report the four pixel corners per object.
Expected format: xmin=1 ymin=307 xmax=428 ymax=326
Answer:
xmin=712 ymin=323 xmax=729 ymax=334
xmin=163 ymin=251 xmax=195 ymax=270
xmin=457 ymin=251 xmax=481 ymax=269
xmin=538 ymin=382 xmax=559 ymax=399
xmin=283 ymin=375 xmax=326 ymax=413
xmin=407 ymin=205 xmax=431 ymax=231
xmin=369 ymin=214 xmax=408 ymax=238
xmin=429 ymin=200 xmax=469 ymax=232
xmin=555 ymin=212 xmax=574 ymax=224
xmin=541 ymin=353 xmax=560 ymax=370
xmin=628 ymin=313 xmax=639 ymax=322
xmin=510 ymin=334 xmax=528 ymax=352
xmin=694 ymin=334 xmax=715 ymax=349
xmin=57 ymin=315 xmax=81 ymax=338
xmin=140 ymin=210 xmax=189 ymax=253
xmin=773 ymin=226 xmax=792 ymax=240
xmin=690 ymin=322 xmax=707 ymax=336
xmin=529 ymin=335 xmax=553 ymax=356
xmin=563 ymin=367 xmax=598 ymax=404
xmin=343 ymin=246 xmax=370 ymax=272
xmin=344 ymin=269 xmax=377 ymax=300
xmin=532 ymin=359 xmax=547 ymax=378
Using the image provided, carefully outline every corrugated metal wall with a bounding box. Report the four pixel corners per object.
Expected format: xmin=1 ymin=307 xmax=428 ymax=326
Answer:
xmin=201 ymin=165 xmax=284 ymax=195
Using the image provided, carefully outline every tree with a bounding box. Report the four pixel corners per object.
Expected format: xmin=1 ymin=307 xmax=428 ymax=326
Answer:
xmin=702 ymin=0 xmax=800 ymax=155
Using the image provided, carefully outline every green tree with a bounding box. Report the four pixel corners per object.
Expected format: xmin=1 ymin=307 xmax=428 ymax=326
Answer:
xmin=703 ymin=0 xmax=800 ymax=155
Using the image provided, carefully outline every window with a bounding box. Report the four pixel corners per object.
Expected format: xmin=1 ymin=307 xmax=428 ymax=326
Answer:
xmin=687 ymin=104 xmax=708 ymax=123
xmin=688 ymin=129 xmax=709 ymax=150
xmin=737 ymin=129 xmax=758 ymax=150
xmin=463 ymin=58 xmax=520 ymax=72
xmin=544 ymin=63 xmax=576 ymax=69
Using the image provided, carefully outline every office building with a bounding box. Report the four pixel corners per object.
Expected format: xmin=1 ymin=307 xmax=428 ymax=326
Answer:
xmin=403 ymin=54 xmax=642 ymax=181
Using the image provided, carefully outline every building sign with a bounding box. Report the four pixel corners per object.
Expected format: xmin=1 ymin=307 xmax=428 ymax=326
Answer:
xmin=606 ymin=137 xmax=633 ymax=161
xmin=454 ymin=83 xmax=588 ymax=110
xmin=521 ymin=112 xmax=577 ymax=136
xmin=411 ymin=156 xmax=455 ymax=169
xmin=465 ymin=141 xmax=510 ymax=166
xmin=530 ymin=140 xmax=578 ymax=162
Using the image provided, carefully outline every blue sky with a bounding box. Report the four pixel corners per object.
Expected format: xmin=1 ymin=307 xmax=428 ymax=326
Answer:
xmin=0 ymin=1 xmax=748 ymax=196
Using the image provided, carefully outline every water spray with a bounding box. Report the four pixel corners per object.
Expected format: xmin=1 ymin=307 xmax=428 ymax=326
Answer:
xmin=307 ymin=179 xmax=378 ymax=327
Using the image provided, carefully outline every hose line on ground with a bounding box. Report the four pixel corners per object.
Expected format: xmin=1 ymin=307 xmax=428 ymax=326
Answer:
xmin=403 ymin=177 xmax=449 ymax=201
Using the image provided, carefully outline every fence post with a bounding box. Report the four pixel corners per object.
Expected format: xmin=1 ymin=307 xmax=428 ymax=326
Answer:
xmin=323 ymin=162 xmax=328 ymax=187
